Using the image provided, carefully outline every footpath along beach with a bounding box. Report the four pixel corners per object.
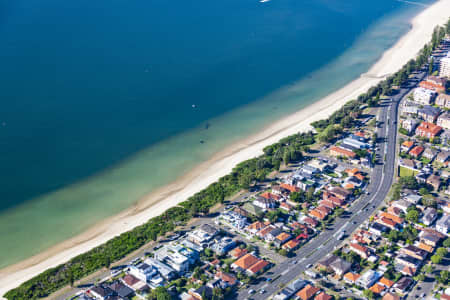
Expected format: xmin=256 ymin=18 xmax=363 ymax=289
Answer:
xmin=1 ymin=0 xmax=450 ymax=298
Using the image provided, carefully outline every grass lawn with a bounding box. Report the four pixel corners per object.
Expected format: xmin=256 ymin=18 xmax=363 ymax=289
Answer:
xmin=399 ymin=166 xmax=418 ymax=177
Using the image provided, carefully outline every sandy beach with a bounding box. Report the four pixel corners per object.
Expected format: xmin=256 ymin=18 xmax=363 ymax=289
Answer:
xmin=1 ymin=0 xmax=450 ymax=298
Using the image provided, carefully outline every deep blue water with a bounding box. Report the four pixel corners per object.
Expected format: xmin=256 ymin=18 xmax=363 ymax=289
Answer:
xmin=0 ymin=0 xmax=414 ymax=211
xmin=0 ymin=0 xmax=434 ymax=267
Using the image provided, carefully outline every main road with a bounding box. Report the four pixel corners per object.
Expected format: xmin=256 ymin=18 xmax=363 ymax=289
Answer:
xmin=237 ymin=72 xmax=426 ymax=300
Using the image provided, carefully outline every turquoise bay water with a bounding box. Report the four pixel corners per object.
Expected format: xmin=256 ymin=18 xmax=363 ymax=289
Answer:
xmin=0 ymin=0 xmax=431 ymax=267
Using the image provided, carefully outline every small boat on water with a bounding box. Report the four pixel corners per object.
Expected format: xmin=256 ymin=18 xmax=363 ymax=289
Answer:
xmin=260 ymin=0 xmax=270 ymax=3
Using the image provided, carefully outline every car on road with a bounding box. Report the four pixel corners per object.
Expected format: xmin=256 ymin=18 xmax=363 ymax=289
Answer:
xmin=259 ymin=289 xmax=266 ymax=294
xmin=306 ymin=264 xmax=312 ymax=269
xmin=248 ymin=289 xmax=255 ymax=295
xmin=352 ymin=221 xmax=357 ymax=224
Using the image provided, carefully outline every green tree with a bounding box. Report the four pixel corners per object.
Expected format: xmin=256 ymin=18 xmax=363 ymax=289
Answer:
xmin=431 ymin=254 xmax=442 ymax=264
xmin=406 ymin=209 xmax=419 ymax=223
xmin=436 ymin=247 xmax=447 ymax=258
xmin=363 ymin=289 xmax=374 ymax=299
xmin=429 ymin=57 xmax=434 ymax=75
xmin=437 ymin=270 xmax=449 ymax=285
xmin=443 ymin=237 xmax=450 ymax=248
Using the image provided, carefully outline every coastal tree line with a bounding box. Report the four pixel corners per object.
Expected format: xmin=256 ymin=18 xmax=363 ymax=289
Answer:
xmin=5 ymin=19 xmax=450 ymax=300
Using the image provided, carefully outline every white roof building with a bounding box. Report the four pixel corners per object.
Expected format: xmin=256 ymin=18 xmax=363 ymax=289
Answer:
xmin=413 ymin=87 xmax=437 ymax=105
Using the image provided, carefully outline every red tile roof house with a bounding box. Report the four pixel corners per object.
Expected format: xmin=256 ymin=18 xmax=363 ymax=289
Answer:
xmin=327 ymin=186 xmax=352 ymax=201
xmin=296 ymin=284 xmax=321 ymax=300
xmin=260 ymin=192 xmax=282 ymax=201
xmin=229 ymin=247 xmax=248 ymax=259
xmin=280 ymin=183 xmax=300 ymax=193
xmin=409 ymin=145 xmax=424 ymax=158
xmin=419 ymin=76 xmax=447 ymax=93
xmin=415 ymin=122 xmax=442 ymax=139
xmin=329 ymin=146 xmax=356 ymax=159
xmin=322 ymin=191 xmax=345 ymax=206
xmin=309 ymin=208 xmax=327 ymax=220
xmin=231 ymin=253 xmax=269 ymax=276
xmin=303 ymin=216 xmax=319 ymax=227
xmin=314 ymin=292 xmax=333 ymax=300
xmin=319 ymin=199 xmax=337 ymax=210
xmin=378 ymin=216 xmax=399 ymax=230
xmin=401 ymin=140 xmax=414 ymax=153
xmin=349 ymin=243 xmax=370 ymax=259
xmin=246 ymin=221 xmax=266 ymax=235
xmin=282 ymin=239 xmax=300 ymax=252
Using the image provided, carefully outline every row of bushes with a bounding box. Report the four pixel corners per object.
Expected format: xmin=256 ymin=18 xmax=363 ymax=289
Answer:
xmin=5 ymin=20 xmax=450 ymax=300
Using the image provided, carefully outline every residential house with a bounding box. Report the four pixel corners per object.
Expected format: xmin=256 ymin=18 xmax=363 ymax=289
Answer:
xmin=154 ymin=242 xmax=198 ymax=273
xmin=369 ymin=222 xmax=390 ymax=236
xmin=88 ymin=286 xmax=114 ymax=300
xmin=378 ymin=216 xmax=399 ymax=230
xmin=282 ymin=239 xmax=301 ymax=252
xmin=393 ymin=276 xmax=414 ymax=294
xmin=413 ymin=87 xmax=437 ymax=104
xmin=400 ymin=118 xmax=419 ymax=134
xmin=356 ymin=270 xmax=383 ymax=289
xmin=274 ymin=232 xmax=292 ymax=248
xmin=436 ymin=93 xmax=450 ymax=108
xmin=246 ymin=221 xmax=267 ymax=236
xmin=427 ymin=175 xmax=442 ymax=191
xmin=418 ymin=105 xmax=441 ymax=123
xmin=437 ymin=151 xmax=450 ymax=163
xmin=395 ymin=255 xmax=421 ymax=269
xmin=231 ymin=253 xmax=268 ymax=275
xmin=214 ymin=271 xmax=237 ymax=288
xmin=121 ymin=274 xmax=149 ymax=293
xmin=416 ymin=122 xmax=443 ymax=139
xmin=329 ymin=257 xmax=351 ymax=276
xmin=399 ymin=158 xmax=417 ymax=172
xmin=296 ymin=284 xmax=320 ymax=300
xmin=392 ymin=200 xmax=412 ymax=213
xmin=211 ymin=237 xmax=236 ymax=255
xmin=380 ymin=212 xmax=404 ymax=225
xmin=383 ymin=293 xmax=401 ymax=300
xmin=400 ymin=245 xmax=428 ymax=261
xmin=327 ymin=186 xmax=352 ymax=201
xmin=415 ymin=242 xmax=435 ymax=253
xmin=108 ymin=282 xmax=134 ymax=299
xmin=401 ymin=100 xmax=420 ymax=116
xmin=280 ymin=202 xmax=294 ymax=212
xmin=188 ymin=224 xmax=218 ymax=246
xmin=230 ymin=247 xmax=248 ymax=259
xmin=129 ymin=263 xmax=163 ymax=286
xmin=302 ymin=216 xmax=318 ymax=228
xmin=409 ymin=145 xmax=424 ymax=158
xmin=401 ymin=140 xmax=414 ymax=152
xmin=423 ymin=147 xmax=439 ymax=161
xmin=378 ymin=277 xmax=394 ymax=289
xmin=369 ymin=283 xmax=385 ymax=295
xmin=280 ymin=183 xmax=300 ymax=193
xmin=253 ymin=196 xmax=276 ymax=210
xmin=349 ymin=243 xmax=370 ymax=259
xmin=419 ymin=76 xmax=447 ymax=93
xmin=422 ymin=207 xmax=438 ymax=225
xmin=438 ymin=111 xmax=450 ymax=129
xmin=420 ymin=230 xmax=442 ymax=247
xmin=314 ymin=292 xmax=332 ymax=300
xmin=189 ymin=286 xmax=213 ymax=300
xmin=404 ymin=194 xmax=422 ymax=204
xmin=344 ymin=272 xmax=361 ymax=285
xmin=329 ymin=146 xmax=356 ymax=159
xmin=436 ymin=214 xmax=450 ymax=234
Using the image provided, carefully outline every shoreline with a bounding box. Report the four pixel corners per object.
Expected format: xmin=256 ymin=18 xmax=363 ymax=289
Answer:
xmin=1 ymin=0 xmax=450 ymax=297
